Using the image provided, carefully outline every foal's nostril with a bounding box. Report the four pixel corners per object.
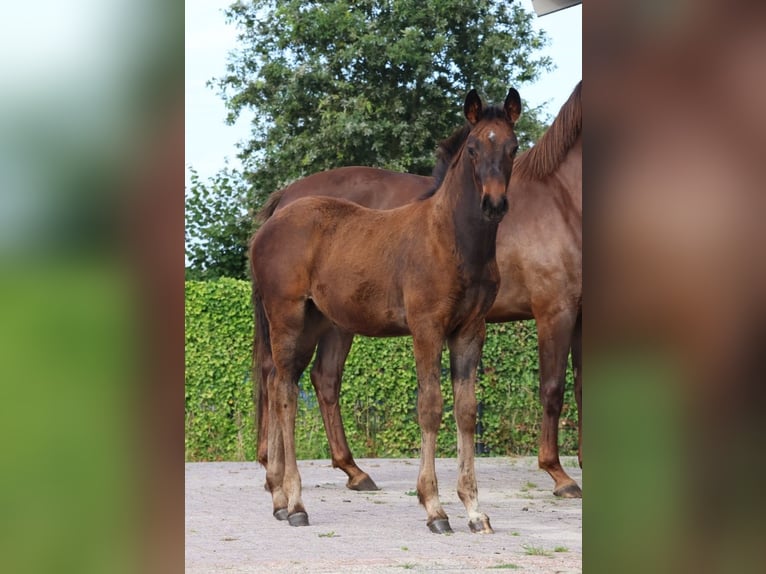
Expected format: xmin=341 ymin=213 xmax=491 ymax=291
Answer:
xmin=482 ymin=194 xmax=509 ymax=220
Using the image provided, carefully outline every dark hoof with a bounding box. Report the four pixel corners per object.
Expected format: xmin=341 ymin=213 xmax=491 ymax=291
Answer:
xmin=273 ymin=508 xmax=288 ymax=521
xmin=469 ymin=518 xmax=494 ymax=534
xmin=347 ymin=475 xmax=380 ymax=491
xmin=428 ymin=518 xmax=453 ymax=534
xmin=288 ymin=511 xmax=310 ymax=527
xmin=553 ymin=483 xmax=583 ymax=498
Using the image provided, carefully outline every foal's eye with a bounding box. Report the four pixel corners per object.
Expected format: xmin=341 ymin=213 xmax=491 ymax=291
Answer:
xmin=467 ymin=145 xmax=478 ymax=158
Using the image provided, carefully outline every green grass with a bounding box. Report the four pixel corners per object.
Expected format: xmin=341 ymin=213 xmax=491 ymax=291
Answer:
xmin=317 ymin=531 xmax=339 ymax=538
xmin=554 ymin=546 xmax=568 ymax=553
xmin=522 ymin=544 xmax=553 ymax=557
xmin=405 ymin=490 xmax=417 ymax=496
xmin=488 ymin=564 xmax=520 ymax=570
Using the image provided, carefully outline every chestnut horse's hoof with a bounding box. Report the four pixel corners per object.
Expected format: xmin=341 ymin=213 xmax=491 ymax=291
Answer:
xmin=553 ymin=483 xmax=582 ymax=498
xmin=469 ymin=517 xmax=494 ymax=534
xmin=273 ymin=508 xmax=288 ymax=521
xmin=288 ymin=511 xmax=310 ymax=527
xmin=347 ymin=474 xmax=380 ymax=491
xmin=428 ymin=518 xmax=453 ymax=534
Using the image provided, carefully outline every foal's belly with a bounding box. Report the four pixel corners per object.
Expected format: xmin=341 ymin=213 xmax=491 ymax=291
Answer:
xmin=309 ymin=290 xmax=411 ymax=339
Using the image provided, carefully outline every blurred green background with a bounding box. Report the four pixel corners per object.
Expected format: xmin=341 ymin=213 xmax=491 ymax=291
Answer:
xmin=0 ymin=1 xmax=183 ymax=573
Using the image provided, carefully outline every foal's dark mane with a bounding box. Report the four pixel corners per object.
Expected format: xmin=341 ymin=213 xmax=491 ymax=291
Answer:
xmin=427 ymin=81 xmax=582 ymax=194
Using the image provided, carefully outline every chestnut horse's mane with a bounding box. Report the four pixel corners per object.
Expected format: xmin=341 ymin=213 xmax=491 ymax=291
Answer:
xmin=513 ymin=81 xmax=581 ymax=182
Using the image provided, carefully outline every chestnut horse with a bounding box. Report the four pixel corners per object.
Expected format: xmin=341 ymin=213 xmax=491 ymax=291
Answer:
xmin=255 ymin=81 xmax=582 ymax=498
xmin=250 ymin=88 xmax=522 ymax=533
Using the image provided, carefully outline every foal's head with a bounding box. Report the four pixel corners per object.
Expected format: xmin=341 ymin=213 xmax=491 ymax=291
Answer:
xmin=463 ymin=88 xmax=522 ymax=222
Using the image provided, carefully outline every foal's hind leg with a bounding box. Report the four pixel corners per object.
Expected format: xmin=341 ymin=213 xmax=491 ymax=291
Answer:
xmin=311 ymin=328 xmax=379 ymax=491
xmin=266 ymin=302 xmax=325 ymax=526
xmin=448 ymin=322 xmax=493 ymax=534
xmin=535 ymin=307 xmax=582 ymax=498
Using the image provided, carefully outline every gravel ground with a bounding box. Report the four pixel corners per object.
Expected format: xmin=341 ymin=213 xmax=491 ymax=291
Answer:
xmin=186 ymin=456 xmax=582 ymax=573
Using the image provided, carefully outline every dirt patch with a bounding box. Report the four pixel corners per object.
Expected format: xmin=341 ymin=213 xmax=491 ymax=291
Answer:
xmin=186 ymin=457 xmax=581 ymax=573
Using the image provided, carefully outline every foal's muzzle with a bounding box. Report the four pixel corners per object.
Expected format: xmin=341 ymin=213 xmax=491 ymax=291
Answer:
xmin=481 ymin=194 xmax=509 ymax=222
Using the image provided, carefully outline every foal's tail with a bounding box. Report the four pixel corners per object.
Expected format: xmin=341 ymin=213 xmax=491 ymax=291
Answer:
xmin=251 ymin=266 xmax=272 ymax=467
xmin=251 ymin=186 xmax=287 ymax=466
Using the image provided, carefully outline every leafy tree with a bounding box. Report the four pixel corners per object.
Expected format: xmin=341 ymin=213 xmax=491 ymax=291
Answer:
xmin=185 ymin=166 xmax=253 ymax=280
xmin=187 ymin=0 xmax=553 ymax=279
xmin=218 ymin=0 xmax=552 ymax=200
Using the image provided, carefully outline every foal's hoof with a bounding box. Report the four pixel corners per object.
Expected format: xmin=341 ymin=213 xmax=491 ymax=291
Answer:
xmin=288 ymin=511 xmax=310 ymax=527
xmin=347 ymin=474 xmax=380 ymax=491
xmin=428 ymin=518 xmax=453 ymax=534
xmin=553 ymin=483 xmax=582 ymax=498
xmin=273 ymin=508 xmax=288 ymax=521
xmin=469 ymin=517 xmax=494 ymax=534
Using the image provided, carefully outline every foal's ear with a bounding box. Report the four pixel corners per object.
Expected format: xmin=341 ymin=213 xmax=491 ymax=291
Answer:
xmin=504 ymin=88 xmax=522 ymax=124
xmin=464 ymin=89 xmax=483 ymax=125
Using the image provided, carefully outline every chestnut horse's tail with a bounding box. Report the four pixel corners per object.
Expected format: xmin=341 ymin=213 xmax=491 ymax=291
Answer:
xmin=256 ymin=187 xmax=286 ymax=224
xmin=251 ymin=273 xmax=272 ymax=467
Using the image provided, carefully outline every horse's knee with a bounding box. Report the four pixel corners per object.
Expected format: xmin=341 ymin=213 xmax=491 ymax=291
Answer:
xmin=539 ymin=378 xmax=565 ymax=413
xmin=417 ymin=393 xmax=443 ymax=431
xmin=311 ymin=370 xmax=340 ymax=407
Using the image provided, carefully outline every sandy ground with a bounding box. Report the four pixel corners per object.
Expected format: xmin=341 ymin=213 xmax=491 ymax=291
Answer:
xmin=186 ymin=456 xmax=582 ymax=573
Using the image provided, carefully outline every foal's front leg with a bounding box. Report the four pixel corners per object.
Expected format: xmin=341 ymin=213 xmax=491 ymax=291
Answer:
xmin=448 ymin=321 xmax=493 ymax=534
xmin=411 ymin=332 xmax=451 ymax=533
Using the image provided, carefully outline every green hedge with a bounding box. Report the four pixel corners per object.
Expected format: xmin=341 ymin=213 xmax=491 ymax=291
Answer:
xmin=185 ymin=278 xmax=578 ymax=461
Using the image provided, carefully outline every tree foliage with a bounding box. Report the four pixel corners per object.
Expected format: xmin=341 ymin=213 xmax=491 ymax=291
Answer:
xmin=185 ymin=166 xmax=253 ymax=280
xmin=218 ymin=0 xmax=552 ymax=201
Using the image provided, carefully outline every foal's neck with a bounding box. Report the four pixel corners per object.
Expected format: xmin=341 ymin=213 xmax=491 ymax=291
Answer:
xmin=433 ymin=151 xmax=500 ymax=271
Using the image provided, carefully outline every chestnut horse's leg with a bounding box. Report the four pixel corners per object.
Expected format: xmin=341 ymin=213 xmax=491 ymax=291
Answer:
xmin=572 ymin=311 xmax=582 ymax=469
xmin=535 ymin=307 xmax=583 ymax=498
xmin=311 ymin=327 xmax=379 ymax=491
xmin=448 ymin=321 xmax=493 ymax=534
xmin=411 ymin=329 xmax=450 ymax=533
